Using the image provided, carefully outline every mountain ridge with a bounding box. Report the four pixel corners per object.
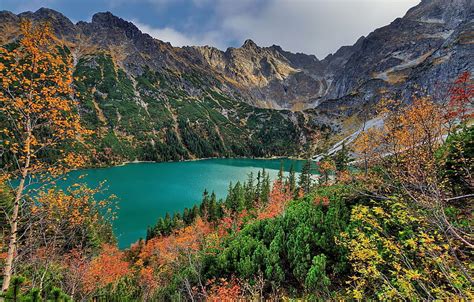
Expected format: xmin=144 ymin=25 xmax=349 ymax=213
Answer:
xmin=1 ymin=0 xmax=472 ymax=111
xmin=0 ymin=1 xmax=472 ymax=164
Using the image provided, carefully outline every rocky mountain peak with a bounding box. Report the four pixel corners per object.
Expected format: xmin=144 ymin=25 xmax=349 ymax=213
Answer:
xmin=269 ymin=44 xmax=283 ymax=52
xmin=0 ymin=1 xmax=471 ymax=112
xmin=19 ymin=7 xmax=70 ymax=21
xmin=241 ymin=39 xmax=258 ymax=50
xmin=404 ymin=0 xmax=473 ymax=28
xmin=0 ymin=10 xmax=18 ymax=23
xmin=0 ymin=11 xmax=20 ymax=45
xmin=17 ymin=8 xmax=76 ymax=37
xmin=90 ymin=11 xmax=143 ymax=40
xmin=92 ymin=12 xmax=126 ymax=26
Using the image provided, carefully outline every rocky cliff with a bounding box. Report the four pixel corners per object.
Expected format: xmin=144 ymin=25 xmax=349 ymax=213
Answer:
xmin=1 ymin=0 xmax=472 ymax=112
xmin=318 ymin=0 xmax=473 ymax=113
xmin=0 ymin=0 xmax=472 ymax=163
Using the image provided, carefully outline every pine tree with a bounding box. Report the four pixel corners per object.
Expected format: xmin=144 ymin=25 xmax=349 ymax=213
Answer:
xmin=299 ymin=159 xmax=313 ymax=194
xmin=208 ymin=191 xmax=218 ymax=222
xmin=200 ymin=189 xmax=210 ymax=217
xmin=255 ymin=171 xmax=262 ymax=202
xmin=334 ymin=142 xmax=350 ymax=171
xmin=245 ymin=172 xmax=256 ymax=208
xmin=260 ymin=169 xmax=271 ymax=204
xmin=278 ymin=161 xmax=284 ymax=184
xmin=233 ymin=182 xmax=246 ymax=212
xmin=288 ymin=163 xmax=296 ymax=193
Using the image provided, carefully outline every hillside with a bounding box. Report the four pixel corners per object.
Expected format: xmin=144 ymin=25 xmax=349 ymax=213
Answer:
xmin=0 ymin=0 xmax=472 ymax=163
xmin=0 ymin=0 xmax=473 ymax=300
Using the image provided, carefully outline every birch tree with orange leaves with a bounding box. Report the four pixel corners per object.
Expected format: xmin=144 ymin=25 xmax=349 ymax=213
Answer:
xmin=347 ymin=79 xmax=473 ymax=299
xmin=0 ymin=20 xmax=90 ymax=291
xmin=353 ymin=76 xmax=473 ymax=249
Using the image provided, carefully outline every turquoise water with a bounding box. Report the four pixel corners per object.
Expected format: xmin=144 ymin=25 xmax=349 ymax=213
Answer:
xmin=60 ymin=158 xmax=305 ymax=248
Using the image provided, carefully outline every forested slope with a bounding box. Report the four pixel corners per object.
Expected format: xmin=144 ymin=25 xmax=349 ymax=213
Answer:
xmin=1 ymin=74 xmax=472 ymax=299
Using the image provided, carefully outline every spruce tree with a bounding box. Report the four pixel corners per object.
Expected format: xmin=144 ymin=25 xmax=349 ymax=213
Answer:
xmin=225 ymin=182 xmax=235 ymax=211
xmin=334 ymin=142 xmax=350 ymax=171
xmin=245 ymin=172 xmax=256 ymax=208
xmin=234 ymin=182 xmax=246 ymax=212
xmin=299 ymin=159 xmax=313 ymax=194
xmin=172 ymin=212 xmax=182 ymax=229
xmin=208 ymin=191 xmax=217 ymax=221
xmin=183 ymin=208 xmax=191 ymax=225
xmin=200 ymin=189 xmax=210 ymax=217
xmin=164 ymin=213 xmax=172 ymax=234
xmin=191 ymin=205 xmax=199 ymax=221
xmin=255 ymin=171 xmax=262 ymax=202
xmin=146 ymin=226 xmax=153 ymax=240
xmin=156 ymin=217 xmax=166 ymax=236
xmin=278 ymin=161 xmax=284 ymax=183
xmin=288 ymin=163 xmax=296 ymax=193
xmin=260 ymin=169 xmax=271 ymax=204
xmin=216 ymin=198 xmax=224 ymax=219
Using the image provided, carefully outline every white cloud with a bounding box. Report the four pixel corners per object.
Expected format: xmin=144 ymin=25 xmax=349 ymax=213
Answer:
xmin=9 ymin=0 xmax=422 ymax=57
xmin=217 ymin=0 xmax=421 ymax=58
xmin=140 ymin=0 xmax=420 ymax=57
xmin=106 ymin=0 xmax=176 ymax=9
xmin=133 ymin=20 xmax=226 ymax=48
xmin=134 ymin=21 xmax=194 ymax=46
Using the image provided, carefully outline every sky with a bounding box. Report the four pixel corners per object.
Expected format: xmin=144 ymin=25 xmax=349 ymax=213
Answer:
xmin=1 ymin=0 xmax=420 ymax=58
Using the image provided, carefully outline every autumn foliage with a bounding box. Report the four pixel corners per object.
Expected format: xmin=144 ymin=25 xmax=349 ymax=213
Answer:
xmin=32 ymin=184 xmax=115 ymax=227
xmin=346 ymin=72 xmax=473 ymax=299
xmin=134 ymin=217 xmax=213 ymax=294
xmin=445 ymin=71 xmax=474 ymax=123
xmin=0 ymin=20 xmax=92 ymax=292
xmin=82 ymin=244 xmax=130 ymax=294
xmin=0 ymin=20 xmax=90 ymax=178
xmin=217 ymin=208 xmax=249 ymax=237
xmin=0 ymin=16 xmax=472 ymax=301
xmin=317 ymin=159 xmax=335 ymax=185
xmin=257 ymin=180 xmax=293 ymax=220
xmin=206 ymin=278 xmax=242 ymax=301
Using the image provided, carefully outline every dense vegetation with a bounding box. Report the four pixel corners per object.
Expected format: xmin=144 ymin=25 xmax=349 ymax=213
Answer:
xmin=72 ymin=52 xmax=328 ymax=165
xmin=146 ymin=168 xmax=274 ymax=239
xmin=2 ymin=113 xmax=472 ymax=300
xmin=0 ymin=21 xmax=472 ymax=301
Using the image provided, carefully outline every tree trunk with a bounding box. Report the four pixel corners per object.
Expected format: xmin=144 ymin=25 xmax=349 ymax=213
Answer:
xmin=2 ymin=176 xmax=25 ymax=292
xmin=364 ymin=156 xmax=368 ymax=177
xmin=2 ymin=124 xmax=31 ymax=292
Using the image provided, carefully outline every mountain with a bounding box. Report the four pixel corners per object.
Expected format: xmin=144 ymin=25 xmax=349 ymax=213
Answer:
xmin=0 ymin=8 xmax=333 ymax=164
xmin=318 ymin=0 xmax=473 ymax=112
xmin=185 ymin=41 xmax=327 ymax=110
xmin=0 ymin=0 xmax=472 ymax=163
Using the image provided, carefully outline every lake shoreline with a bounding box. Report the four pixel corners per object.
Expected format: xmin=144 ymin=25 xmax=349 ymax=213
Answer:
xmin=59 ymin=155 xmax=311 ymax=182
xmin=105 ymin=155 xmax=307 ymax=169
xmin=61 ymin=158 xmax=308 ymax=248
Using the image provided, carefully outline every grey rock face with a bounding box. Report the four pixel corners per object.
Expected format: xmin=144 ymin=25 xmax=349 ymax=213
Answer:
xmin=0 ymin=0 xmax=472 ymax=114
xmin=320 ymin=0 xmax=473 ymax=113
